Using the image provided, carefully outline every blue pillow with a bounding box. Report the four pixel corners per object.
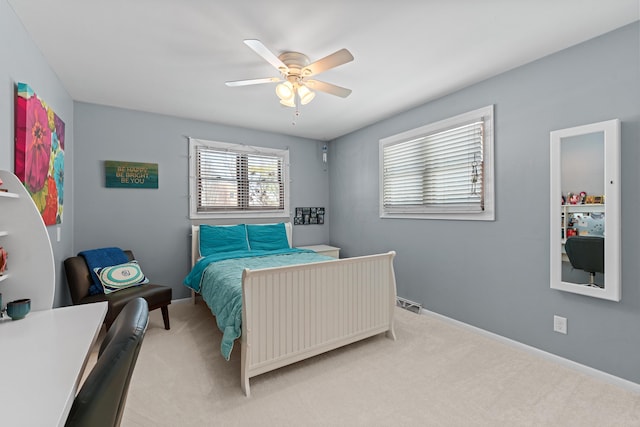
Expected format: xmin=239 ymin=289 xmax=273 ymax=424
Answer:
xmin=199 ymin=224 xmax=249 ymax=256
xmin=247 ymin=223 xmax=290 ymax=251
xmin=79 ymin=247 xmax=130 ymax=295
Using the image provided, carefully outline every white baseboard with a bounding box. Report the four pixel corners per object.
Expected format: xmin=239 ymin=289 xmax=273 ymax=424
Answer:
xmin=419 ymin=307 xmax=640 ymax=394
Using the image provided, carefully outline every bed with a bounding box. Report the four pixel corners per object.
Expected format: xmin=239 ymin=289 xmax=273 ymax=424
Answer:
xmin=184 ymin=222 xmax=397 ymax=396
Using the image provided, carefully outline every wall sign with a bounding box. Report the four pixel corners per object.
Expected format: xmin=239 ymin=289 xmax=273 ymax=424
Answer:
xmin=294 ymin=207 xmax=325 ymax=225
xmin=105 ymin=161 xmax=158 ymax=188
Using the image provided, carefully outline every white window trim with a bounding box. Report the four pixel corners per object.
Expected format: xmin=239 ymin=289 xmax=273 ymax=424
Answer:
xmin=188 ymin=138 xmax=290 ymax=220
xmin=379 ymin=105 xmax=495 ymax=221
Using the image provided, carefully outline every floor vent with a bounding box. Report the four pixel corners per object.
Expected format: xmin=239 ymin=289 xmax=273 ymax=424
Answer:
xmin=397 ymin=296 xmax=422 ymax=313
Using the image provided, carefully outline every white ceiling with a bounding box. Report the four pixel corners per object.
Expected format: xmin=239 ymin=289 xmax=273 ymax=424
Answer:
xmin=7 ymin=1 xmax=639 ymax=141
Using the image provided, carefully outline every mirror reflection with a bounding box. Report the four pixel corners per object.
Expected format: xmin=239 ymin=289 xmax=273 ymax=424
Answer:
xmin=560 ymin=132 xmax=605 ymax=288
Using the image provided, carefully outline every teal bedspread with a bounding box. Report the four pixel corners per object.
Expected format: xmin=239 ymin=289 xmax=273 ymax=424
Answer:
xmin=183 ymin=249 xmax=333 ymax=360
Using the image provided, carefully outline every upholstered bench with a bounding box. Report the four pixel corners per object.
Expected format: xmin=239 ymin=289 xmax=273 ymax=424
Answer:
xmin=64 ymin=250 xmax=171 ymax=330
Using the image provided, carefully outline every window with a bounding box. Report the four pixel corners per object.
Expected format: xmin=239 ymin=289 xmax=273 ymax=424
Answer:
xmin=379 ymin=105 xmax=494 ymax=221
xmin=189 ymin=138 xmax=289 ymax=219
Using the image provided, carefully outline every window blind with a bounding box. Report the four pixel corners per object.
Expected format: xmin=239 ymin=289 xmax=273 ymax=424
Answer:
xmin=195 ymin=145 xmax=284 ymax=212
xmin=382 ymin=120 xmax=485 ymax=212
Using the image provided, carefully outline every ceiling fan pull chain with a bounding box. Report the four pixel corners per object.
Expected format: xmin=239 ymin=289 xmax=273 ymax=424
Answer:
xmin=292 ymin=100 xmax=301 ymax=126
xmin=291 ymin=92 xmax=302 ymax=126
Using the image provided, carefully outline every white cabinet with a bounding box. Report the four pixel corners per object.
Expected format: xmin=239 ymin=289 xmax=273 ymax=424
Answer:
xmin=560 ymin=203 xmax=605 ymax=243
xmin=0 ymin=170 xmax=55 ymax=311
xmin=297 ymin=244 xmax=341 ymax=258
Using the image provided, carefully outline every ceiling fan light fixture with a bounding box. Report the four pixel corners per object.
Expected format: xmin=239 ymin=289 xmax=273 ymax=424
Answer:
xmin=228 ymin=40 xmax=353 ymax=116
xmin=279 ymin=98 xmax=296 ymax=108
xmin=275 ymin=81 xmax=294 ymax=101
xmin=298 ymin=85 xmax=316 ymax=105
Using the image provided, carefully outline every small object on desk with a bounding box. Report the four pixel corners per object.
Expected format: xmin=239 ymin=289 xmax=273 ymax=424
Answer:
xmin=6 ymin=298 xmax=30 ymax=320
xmin=0 ymin=246 xmax=7 ymax=275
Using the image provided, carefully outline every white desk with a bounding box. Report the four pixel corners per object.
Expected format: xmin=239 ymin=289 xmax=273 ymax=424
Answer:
xmin=0 ymin=302 xmax=107 ymax=427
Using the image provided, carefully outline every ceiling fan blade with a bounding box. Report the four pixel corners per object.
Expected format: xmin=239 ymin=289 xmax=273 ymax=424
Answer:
xmin=304 ymin=80 xmax=352 ymax=98
xmin=225 ymin=77 xmax=281 ymax=87
xmin=243 ymin=39 xmax=288 ymax=72
xmin=303 ymin=49 xmax=354 ymax=76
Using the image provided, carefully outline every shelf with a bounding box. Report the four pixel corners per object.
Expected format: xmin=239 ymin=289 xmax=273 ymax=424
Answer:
xmin=0 ymin=170 xmax=55 ymax=309
xmin=561 ymin=203 xmax=604 ymax=213
xmin=0 ymin=191 xmax=18 ymax=199
xmin=560 ymin=203 xmax=605 ymax=245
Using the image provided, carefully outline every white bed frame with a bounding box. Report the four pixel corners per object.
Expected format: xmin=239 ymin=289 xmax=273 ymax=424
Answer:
xmin=190 ymin=223 xmax=397 ymax=397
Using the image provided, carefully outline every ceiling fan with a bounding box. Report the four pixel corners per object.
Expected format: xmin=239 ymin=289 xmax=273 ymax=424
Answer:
xmin=225 ymin=39 xmax=354 ymax=108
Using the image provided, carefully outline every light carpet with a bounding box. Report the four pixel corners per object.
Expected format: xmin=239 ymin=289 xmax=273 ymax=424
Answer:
xmin=114 ymin=300 xmax=640 ymax=426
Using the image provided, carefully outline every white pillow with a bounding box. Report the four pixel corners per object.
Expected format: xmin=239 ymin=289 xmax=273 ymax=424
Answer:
xmin=94 ymin=261 xmax=149 ymax=294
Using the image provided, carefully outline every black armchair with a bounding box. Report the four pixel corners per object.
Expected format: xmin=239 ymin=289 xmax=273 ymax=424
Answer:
xmin=65 ymin=297 xmax=149 ymax=427
xmin=64 ymin=250 xmax=171 ymax=330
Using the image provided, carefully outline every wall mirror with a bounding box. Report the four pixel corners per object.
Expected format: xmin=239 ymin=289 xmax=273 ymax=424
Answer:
xmin=550 ymin=119 xmax=620 ymax=301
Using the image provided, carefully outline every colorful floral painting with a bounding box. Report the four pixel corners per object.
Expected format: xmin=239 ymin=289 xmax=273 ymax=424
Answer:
xmin=15 ymin=82 xmax=65 ymax=225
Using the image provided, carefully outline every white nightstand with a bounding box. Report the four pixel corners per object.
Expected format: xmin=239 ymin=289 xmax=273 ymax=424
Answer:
xmin=297 ymin=244 xmax=341 ymax=258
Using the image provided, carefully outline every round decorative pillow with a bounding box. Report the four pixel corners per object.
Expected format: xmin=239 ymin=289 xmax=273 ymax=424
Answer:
xmin=94 ymin=261 xmax=149 ymax=294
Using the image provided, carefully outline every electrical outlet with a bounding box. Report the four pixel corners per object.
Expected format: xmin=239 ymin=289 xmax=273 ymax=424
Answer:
xmin=554 ymin=315 xmax=567 ymax=334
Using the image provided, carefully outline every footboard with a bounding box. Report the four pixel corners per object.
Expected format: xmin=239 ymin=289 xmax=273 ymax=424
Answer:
xmin=240 ymin=251 xmax=397 ymax=396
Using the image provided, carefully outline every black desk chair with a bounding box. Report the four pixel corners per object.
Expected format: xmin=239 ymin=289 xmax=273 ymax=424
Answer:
xmin=564 ymin=236 xmax=605 ymax=288
xmin=65 ymin=298 xmax=149 ymax=427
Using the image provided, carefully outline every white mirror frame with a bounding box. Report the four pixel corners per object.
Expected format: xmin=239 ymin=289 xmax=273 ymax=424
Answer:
xmin=550 ymin=119 xmax=621 ymax=301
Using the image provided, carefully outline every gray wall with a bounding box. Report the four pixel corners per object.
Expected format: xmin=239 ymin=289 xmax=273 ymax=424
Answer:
xmin=330 ymin=22 xmax=640 ymax=383
xmin=73 ymin=103 xmax=330 ymax=300
xmin=4 ymin=0 xmax=640 ymax=385
xmin=1 ymin=0 xmax=75 ymax=307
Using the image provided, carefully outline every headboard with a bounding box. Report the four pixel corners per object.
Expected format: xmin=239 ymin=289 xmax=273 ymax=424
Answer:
xmin=190 ymin=222 xmax=293 ymax=267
